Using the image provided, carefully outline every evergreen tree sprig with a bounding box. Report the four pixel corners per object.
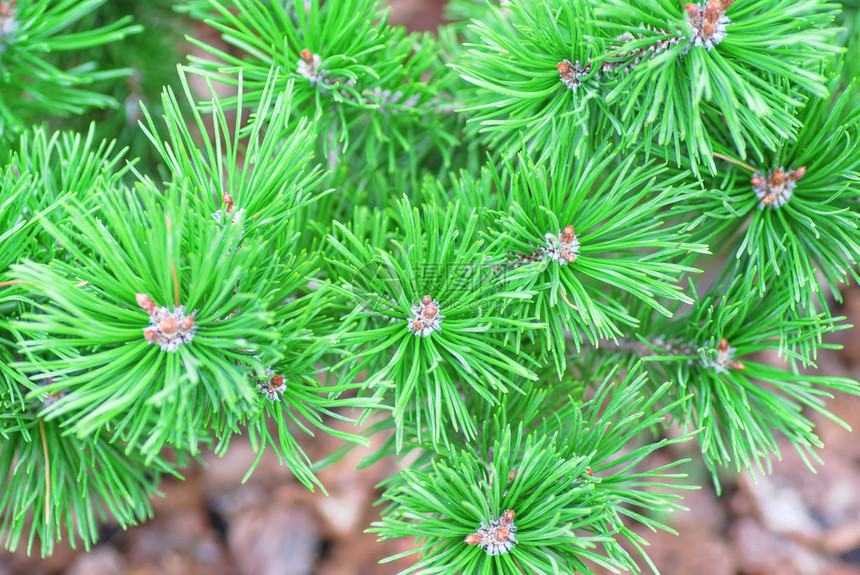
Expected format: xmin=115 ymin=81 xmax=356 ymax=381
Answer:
xmin=0 ymin=0 xmax=143 ymax=139
xmin=327 ymin=197 xmax=542 ymax=449
xmin=371 ymin=368 xmax=694 ymax=575
xmin=596 ymin=0 xmax=841 ymax=171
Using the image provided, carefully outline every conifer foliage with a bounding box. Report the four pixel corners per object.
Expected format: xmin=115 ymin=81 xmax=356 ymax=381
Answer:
xmin=1 ymin=0 xmax=859 ymax=572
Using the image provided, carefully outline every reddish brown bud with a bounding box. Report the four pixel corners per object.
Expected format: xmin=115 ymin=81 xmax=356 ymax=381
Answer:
xmin=561 ymin=225 xmax=576 ymax=244
xmin=561 ymin=251 xmax=577 ymax=263
xmin=729 ymin=361 xmax=746 ymax=370
xmin=718 ymin=337 xmax=729 ymax=352
xmin=789 ymin=166 xmax=806 ymax=180
xmin=770 ymin=169 xmax=786 ymax=187
xmin=761 ymin=194 xmax=775 ymax=205
xmin=508 ymin=469 xmax=518 ymax=482
xmin=685 ymin=3 xmax=698 ymax=17
xmin=557 ymin=61 xmax=572 ymax=75
xmin=180 ymin=316 xmax=194 ymax=331
xmin=495 ymin=527 xmax=510 ymax=542
xmin=501 ymin=509 xmax=515 ymax=523
xmin=423 ymin=304 xmax=438 ymax=319
xmin=300 ymin=48 xmax=313 ymax=63
xmin=464 ymin=533 xmax=484 ymax=545
xmin=586 ymin=466 xmax=593 ymax=476
xmin=702 ymin=23 xmax=715 ymax=36
xmin=750 ymin=176 xmax=765 ymax=187
xmin=136 ymin=293 xmax=156 ymax=314
xmin=144 ymin=329 xmax=158 ymax=343
xmin=704 ymin=1 xmax=724 ymax=27
xmin=421 ymin=295 xmax=432 ymax=306
xmin=412 ymin=320 xmax=423 ymax=332
xmin=159 ymin=317 xmax=178 ymax=334
xmin=270 ymin=374 xmax=284 ymax=387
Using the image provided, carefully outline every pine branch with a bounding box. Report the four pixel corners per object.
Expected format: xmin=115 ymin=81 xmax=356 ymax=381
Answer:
xmin=587 ymin=274 xmax=860 ymax=481
xmin=370 ymin=368 xmax=694 ymax=574
xmin=678 ymin=63 xmax=860 ymax=310
xmin=486 ymin=145 xmax=707 ymax=371
xmin=180 ymin=0 xmax=461 ymax=176
xmin=0 ymin=0 xmax=143 ymax=138
xmin=327 ymin=197 xmax=541 ymax=449
xmin=597 ymin=0 xmax=841 ymax=171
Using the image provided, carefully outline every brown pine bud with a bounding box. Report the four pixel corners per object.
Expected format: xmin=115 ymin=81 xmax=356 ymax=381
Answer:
xmin=556 ymin=61 xmax=572 ymax=75
xmin=179 ymin=316 xmax=194 ymax=331
xmin=495 ymin=527 xmax=510 ymax=542
xmin=423 ymin=304 xmax=438 ymax=319
xmin=561 ymin=251 xmax=577 ymax=263
xmin=222 ymin=191 xmax=233 ymax=206
xmin=685 ymin=3 xmax=698 ymax=17
xmin=750 ymin=175 xmax=766 ymax=187
xmin=770 ymin=169 xmax=786 ymax=187
xmin=136 ymin=293 xmax=156 ymax=314
xmin=508 ymin=469 xmax=518 ymax=482
xmin=586 ymin=466 xmax=593 ymax=476
xmin=464 ymin=533 xmax=484 ymax=545
xmin=561 ymin=225 xmax=576 ymax=244
xmin=729 ymin=361 xmax=746 ymax=370
xmin=501 ymin=509 xmax=515 ymax=523
xmin=789 ymin=166 xmax=806 ymax=180
xmin=761 ymin=194 xmax=775 ymax=205
xmin=270 ymin=374 xmax=284 ymax=387
xmin=718 ymin=337 xmax=729 ymax=352
xmin=411 ymin=320 xmax=423 ymax=332
xmin=159 ymin=317 xmax=178 ymax=334
xmin=702 ymin=23 xmax=715 ymax=36
xmin=300 ymin=48 xmax=314 ymax=63
xmin=144 ymin=329 xmax=158 ymax=343
xmin=421 ymin=295 xmax=432 ymax=306
xmin=704 ymin=0 xmax=722 ymax=21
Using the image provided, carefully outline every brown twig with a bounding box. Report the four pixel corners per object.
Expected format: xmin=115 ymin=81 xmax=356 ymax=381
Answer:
xmin=171 ymin=262 xmax=179 ymax=308
xmin=713 ymin=152 xmax=757 ymax=173
xmin=560 ymin=290 xmax=579 ymax=311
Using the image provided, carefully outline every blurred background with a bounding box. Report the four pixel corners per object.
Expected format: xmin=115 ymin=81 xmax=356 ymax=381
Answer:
xmin=4 ymin=1 xmax=860 ymax=574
